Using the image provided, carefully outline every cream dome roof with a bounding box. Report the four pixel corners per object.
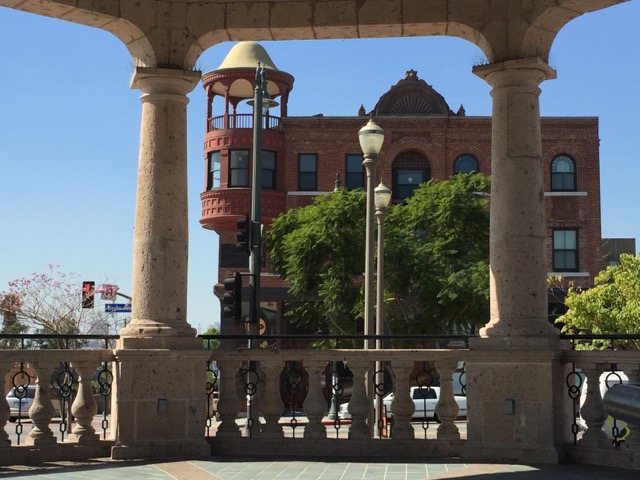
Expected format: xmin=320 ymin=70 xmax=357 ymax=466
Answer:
xmin=204 ymin=41 xmax=293 ymax=99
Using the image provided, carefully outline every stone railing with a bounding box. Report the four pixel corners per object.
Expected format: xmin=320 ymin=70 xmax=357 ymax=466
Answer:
xmin=205 ymin=348 xmax=469 ymax=458
xmin=562 ymin=348 xmax=640 ymax=469
xmin=0 ymin=349 xmax=115 ymax=465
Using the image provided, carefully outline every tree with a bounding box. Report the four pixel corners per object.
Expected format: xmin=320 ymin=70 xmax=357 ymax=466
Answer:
xmin=201 ymin=326 xmax=220 ymax=350
xmin=0 ymin=265 xmax=123 ymax=347
xmin=268 ymin=188 xmax=366 ymax=339
xmin=266 ymin=173 xmax=491 ymax=338
xmin=384 ymin=173 xmax=491 ymax=335
xmin=557 ymin=254 xmax=640 ymax=350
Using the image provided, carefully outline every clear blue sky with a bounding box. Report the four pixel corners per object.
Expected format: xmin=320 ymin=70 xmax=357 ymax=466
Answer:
xmin=0 ymin=3 xmax=638 ymax=333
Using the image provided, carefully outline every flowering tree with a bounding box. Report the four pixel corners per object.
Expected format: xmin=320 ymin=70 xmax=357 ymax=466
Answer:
xmin=0 ymin=265 xmax=124 ymax=344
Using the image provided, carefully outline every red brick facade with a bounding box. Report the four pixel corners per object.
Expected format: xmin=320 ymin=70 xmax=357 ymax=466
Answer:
xmin=200 ymin=55 xmax=602 ymax=333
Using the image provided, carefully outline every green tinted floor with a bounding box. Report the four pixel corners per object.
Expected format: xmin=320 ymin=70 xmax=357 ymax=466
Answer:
xmin=1 ymin=459 xmax=638 ymax=480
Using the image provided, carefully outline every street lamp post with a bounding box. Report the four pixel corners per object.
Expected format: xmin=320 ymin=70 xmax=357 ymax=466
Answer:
xmin=374 ymin=180 xmax=391 ymax=435
xmin=374 ymin=180 xmax=391 ymax=349
xmin=358 ymin=119 xmax=385 ymax=351
xmin=245 ymin=63 xmax=277 ymax=437
xmin=247 ymin=62 xmax=278 ymax=340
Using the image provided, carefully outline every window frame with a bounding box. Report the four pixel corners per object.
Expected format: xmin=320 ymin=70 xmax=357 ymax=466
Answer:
xmin=228 ymin=149 xmax=250 ymax=188
xmin=550 ymin=154 xmax=577 ymax=192
xmin=392 ymin=151 xmax=431 ymax=201
xmin=345 ymin=153 xmax=365 ymax=190
xmin=207 ymin=151 xmax=221 ymax=190
xmin=453 ymin=154 xmax=479 ymax=174
xmin=552 ymin=228 xmax=579 ymax=272
xmin=298 ymin=153 xmax=318 ymax=191
xmin=261 ymin=150 xmax=276 ymax=189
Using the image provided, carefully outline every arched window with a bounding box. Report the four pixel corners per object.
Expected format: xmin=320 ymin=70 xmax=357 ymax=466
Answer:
xmin=551 ymin=155 xmax=576 ymax=191
xmin=392 ymin=151 xmax=430 ymax=201
xmin=453 ymin=154 xmax=479 ymax=174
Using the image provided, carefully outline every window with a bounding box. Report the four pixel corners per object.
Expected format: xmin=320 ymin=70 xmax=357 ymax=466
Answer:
xmin=454 ymin=154 xmax=479 ymax=174
xmin=207 ymin=151 xmax=220 ymax=190
xmin=298 ymin=154 xmax=317 ymax=191
xmin=551 ymin=155 xmax=576 ymax=191
xmin=553 ymin=229 xmax=578 ymax=271
xmin=262 ymin=151 xmax=276 ymax=189
xmin=346 ymin=154 xmax=365 ymax=190
xmin=392 ymin=151 xmax=430 ymax=201
xmin=229 ymin=150 xmax=249 ymax=187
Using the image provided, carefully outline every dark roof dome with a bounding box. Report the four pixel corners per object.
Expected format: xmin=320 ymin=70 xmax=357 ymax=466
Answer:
xmin=372 ymin=70 xmax=456 ymax=116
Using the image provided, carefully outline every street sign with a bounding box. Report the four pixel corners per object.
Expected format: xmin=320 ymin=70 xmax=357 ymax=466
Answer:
xmin=105 ymin=303 xmax=131 ymax=313
xmin=101 ymin=284 xmax=119 ymax=301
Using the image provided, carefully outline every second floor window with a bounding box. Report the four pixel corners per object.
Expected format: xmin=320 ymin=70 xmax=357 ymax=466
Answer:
xmin=262 ymin=151 xmax=276 ymax=189
xmin=551 ymin=155 xmax=576 ymax=191
xmin=346 ymin=154 xmax=365 ymax=190
xmin=553 ymin=229 xmax=578 ymax=271
xmin=454 ymin=154 xmax=479 ymax=174
xmin=207 ymin=151 xmax=220 ymax=190
xmin=298 ymin=154 xmax=317 ymax=191
xmin=229 ymin=150 xmax=249 ymax=187
xmin=392 ymin=151 xmax=431 ymax=201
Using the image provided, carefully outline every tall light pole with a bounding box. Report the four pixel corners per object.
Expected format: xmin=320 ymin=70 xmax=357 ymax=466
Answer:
xmin=374 ymin=180 xmax=391 ymax=435
xmin=374 ymin=180 xmax=391 ymax=349
xmin=247 ymin=62 xmax=278 ymax=342
xmin=358 ymin=119 xmax=384 ymax=351
xmin=245 ymin=63 xmax=277 ymax=437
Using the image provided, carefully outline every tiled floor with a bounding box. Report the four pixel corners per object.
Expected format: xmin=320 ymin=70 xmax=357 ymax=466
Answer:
xmin=1 ymin=459 xmax=639 ymax=480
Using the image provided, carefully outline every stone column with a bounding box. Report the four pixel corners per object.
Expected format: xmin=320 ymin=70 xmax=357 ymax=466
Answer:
xmin=472 ymin=57 xmax=559 ymax=350
xmin=118 ymin=67 xmax=201 ymax=350
xmin=463 ymin=59 xmax=572 ymax=464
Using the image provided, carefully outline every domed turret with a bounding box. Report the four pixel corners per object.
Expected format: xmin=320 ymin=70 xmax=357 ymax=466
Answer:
xmin=200 ymin=42 xmax=295 ymax=233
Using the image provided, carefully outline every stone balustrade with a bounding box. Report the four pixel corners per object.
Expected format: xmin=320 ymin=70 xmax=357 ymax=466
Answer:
xmin=1 ymin=345 xmax=640 ymax=468
xmin=206 ymin=348 xmax=469 ymax=458
xmin=562 ymin=349 xmax=640 ymax=469
xmin=0 ymin=349 xmax=115 ymax=465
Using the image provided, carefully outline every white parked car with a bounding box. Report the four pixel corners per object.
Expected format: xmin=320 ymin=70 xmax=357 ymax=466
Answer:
xmin=339 ymin=386 xmax=467 ymax=421
xmin=6 ymin=385 xmax=36 ymax=422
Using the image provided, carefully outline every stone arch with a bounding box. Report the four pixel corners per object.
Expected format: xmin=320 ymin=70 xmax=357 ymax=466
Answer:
xmin=3 ymin=1 xmax=156 ymax=67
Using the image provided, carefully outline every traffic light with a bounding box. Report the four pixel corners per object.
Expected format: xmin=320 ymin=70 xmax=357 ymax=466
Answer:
xmin=236 ymin=214 xmax=252 ymax=255
xmin=223 ymin=272 xmax=243 ymax=322
xmin=82 ymin=281 xmax=95 ymax=309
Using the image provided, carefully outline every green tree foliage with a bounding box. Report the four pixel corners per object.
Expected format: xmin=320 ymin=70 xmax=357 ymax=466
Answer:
xmin=268 ymin=188 xmax=366 ymax=336
xmin=385 ymin=173 xmax=491 ymax=335
xmin=267 ymin=173 xmax=491 ymax=337
xmin=558 ymin=254 xmax=640 ymax=350
xmin=202 ymin=325 xmax=220 ymax=349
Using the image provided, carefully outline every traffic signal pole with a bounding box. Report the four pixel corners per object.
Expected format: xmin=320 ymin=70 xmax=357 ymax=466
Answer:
xmin=249 ymin=65 xmax=264 ymax=344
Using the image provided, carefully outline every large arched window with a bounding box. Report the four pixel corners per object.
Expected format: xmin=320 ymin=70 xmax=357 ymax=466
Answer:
xmin=392 ymin=151 xmax=431 ymax=201
xmin=453 ymin=154 xmax=479 ymax=174
xmin=551 ymin=154 xmax=576 ymax=191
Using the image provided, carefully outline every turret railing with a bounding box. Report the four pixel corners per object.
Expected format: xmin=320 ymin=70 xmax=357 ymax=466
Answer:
xmin=208 ymin=114 xmax=281 ymax=131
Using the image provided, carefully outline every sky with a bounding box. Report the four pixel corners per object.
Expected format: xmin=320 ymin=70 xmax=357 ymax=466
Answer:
xmin=0 ymin=2 xmax=639 ymax=333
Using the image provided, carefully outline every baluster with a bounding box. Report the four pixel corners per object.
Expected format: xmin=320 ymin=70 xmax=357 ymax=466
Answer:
xmin=579 ymin=363 xmax=609 ymax=447
xmin=260 ymin=361 xmax=284 ymax=438
xmin=347 ymin=360 xmax=371 ymax=439
xmin=619 ymin=363 xmax=640 ymax=451
xmin=389 ymin=362 xmax=414 ymax=439
xmin=434 ymin=359 xmax=460 ymax=440
xmin=0 ymin=360 xmax=11 ymax=445
xmin=69 ymin=360 xmax=99 ymax=443
xmin=215 ymin=359 xmax=241 ymax=438
xmin=303 ymin=360 xmax=328 ymax=439
xmin=27 ymin=361 xmax=56 ymax=446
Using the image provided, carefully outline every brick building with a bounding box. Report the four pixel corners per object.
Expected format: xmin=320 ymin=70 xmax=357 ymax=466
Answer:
xmin=200 ymin=42 xmax=602 ymax=336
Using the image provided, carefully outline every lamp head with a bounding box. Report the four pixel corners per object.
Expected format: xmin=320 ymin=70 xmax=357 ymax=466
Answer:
xmin=358 ymin=118 xmax=384 ymax=156
xmin=375 ymin=180 xmax=392 ymax=209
